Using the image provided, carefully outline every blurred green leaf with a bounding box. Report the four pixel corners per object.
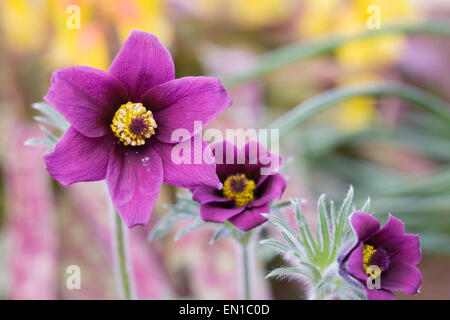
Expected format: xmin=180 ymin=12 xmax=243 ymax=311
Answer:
xmin=269 ymin=83 xmax=450 ymax=141
xmin=32 ymin=102 xmax=69 ymax=132
xmin=222 ymin=20 xmax=450 ymax=86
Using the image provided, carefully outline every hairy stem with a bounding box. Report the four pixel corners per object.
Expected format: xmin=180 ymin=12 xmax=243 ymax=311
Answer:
xmin=242 ymin=242 xmax=251 ymax=300
xmin=114 ymin=211 xmax=133 ymax=300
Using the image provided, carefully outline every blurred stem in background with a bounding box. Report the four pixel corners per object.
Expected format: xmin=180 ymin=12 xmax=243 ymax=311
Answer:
xmin=221 ymin=20 xmax=450 ymax=87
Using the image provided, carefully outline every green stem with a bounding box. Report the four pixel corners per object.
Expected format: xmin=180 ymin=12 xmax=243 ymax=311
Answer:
xmin=114 ymin=211 xmax=132 ymax=300
xmin=242 ymin=242 xmax=251 ymax=300
xmin=221 ymin=20 xmax=450 ymax=87
xmin=268 ymin=82 xmax=450 ymax=141
xmin=237 ymin=231 xmax=252 ymax=300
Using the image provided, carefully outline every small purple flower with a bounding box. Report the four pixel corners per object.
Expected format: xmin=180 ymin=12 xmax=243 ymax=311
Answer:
xmin=191 ymin=140 xmax=286 ymax=231
xmin=339 ymin=212 xmax=422 ymax=300
xmin=43 ymin=30 xmax=232 ymax=227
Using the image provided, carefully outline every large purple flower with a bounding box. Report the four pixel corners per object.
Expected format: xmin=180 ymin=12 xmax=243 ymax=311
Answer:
xmin=338 ymin=212 xmax=422 ymax=300
xmin=191 ymin=140 xmax=286 ymax=231
xmin=43 ymin=30 xmax=232 ymax=227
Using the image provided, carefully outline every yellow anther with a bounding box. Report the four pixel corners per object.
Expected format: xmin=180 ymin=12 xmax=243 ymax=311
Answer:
xmin=363 ymin=244 xmax=382 ymax=277
xmin=111 ymin=102 xmax=157 ymax=146
xmin=222 ymin=173 xmax=256 ymax=208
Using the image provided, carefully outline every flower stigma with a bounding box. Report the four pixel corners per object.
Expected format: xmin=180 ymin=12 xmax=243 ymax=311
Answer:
xmin=222 ymin=173 xmax=256 ymax=207
xmin=111 ymin=102 xmax=157 ymax=146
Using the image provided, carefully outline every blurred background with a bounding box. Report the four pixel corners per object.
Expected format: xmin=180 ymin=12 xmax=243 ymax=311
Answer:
xmin=0 ymin=0 xmax=449 ymax=299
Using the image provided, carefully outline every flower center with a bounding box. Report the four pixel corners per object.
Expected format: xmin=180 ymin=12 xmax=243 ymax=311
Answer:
xmin=363 ymin=244 xmax=390 ymax=278
xmin=222 ymin=173 xmax=256 ymax=208
xmin=111 ymin=102 xmax=157 ymax=146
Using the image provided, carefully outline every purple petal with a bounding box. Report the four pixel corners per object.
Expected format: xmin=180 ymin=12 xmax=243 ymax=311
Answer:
xmin=350 ymin=212 xmax=380 ymax=242
xmin=368 ymin=215 xmax=405 ymax=248
xmin=211 ymin=140 xmax=242 ymax=181
xmin=338 ymin=260 xmax=366 ymax=293
xmin=390 ymin=234 xmax=421 ymax=266
xmin=251 ymin=173 xmax=286 ymax=207
xmin=369 ymin=233 xmax=422 ymax=266
xmin=200 ymin=202 xmax=245 ymax=224
xmin=344 ymin=243 xmax=369 ymax=281
xmin=108 ymin=30 xmax=175 ymax=101
xmin=45 ymin=66 xmax=127 ymax=137
xmin=44 ymin=127 xmax=113 ymax=185
xmin=211 ymin=140 xmax=281 ymax=187
xmin=106 ymin=144 xmax=163 ymax=228
xmin=366 ymin=288 xmax=395 ymax=300
xmin=381 ymin=260 xmax=422 ymax=295
xmin=243 ymin=141 xmax=283 ymax=184
xmin=142 ymin=77 xmax=232 ymax=143
xmin=337 ymin=239 xmax=358 ymax=265
xmin=192 ymin=185 xmax=229 ymax=204
xmin=150 ymin=136 xmax=221 ymax=189
xmin=228 ymin=203 xmax=269 ymax=231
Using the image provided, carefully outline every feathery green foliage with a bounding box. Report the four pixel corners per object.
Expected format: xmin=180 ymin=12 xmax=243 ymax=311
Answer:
xmin=262 ymin=187 xmax=368 ymax=299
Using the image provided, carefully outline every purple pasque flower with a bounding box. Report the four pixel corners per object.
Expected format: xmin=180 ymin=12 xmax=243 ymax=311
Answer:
xmin=191 ymin=140 xmax=286 ymax=231
xmin=43 ymin=30 xmax=232 ymax=227
xmin=338 ymin=212 xmax=422 ymax=300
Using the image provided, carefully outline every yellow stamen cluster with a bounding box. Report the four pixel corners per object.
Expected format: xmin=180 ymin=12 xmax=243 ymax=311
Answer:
xmin=111 ymin=102 xmax=157 ymax=146
xmin=363 ymin=244 xmax=382 ymax=278
xmin=222 ymin=173 xmax=256 ymax=208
